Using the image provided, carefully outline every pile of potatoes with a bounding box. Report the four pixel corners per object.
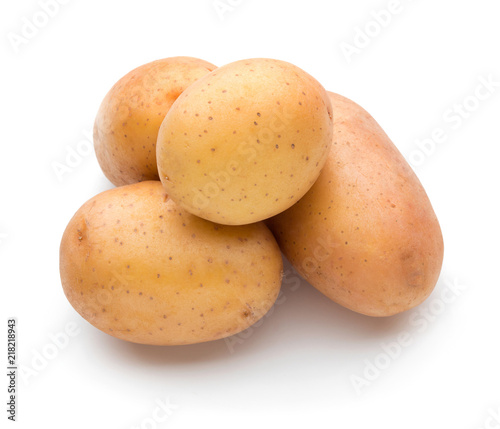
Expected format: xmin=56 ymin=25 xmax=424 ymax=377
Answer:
xmin=60 ymin=56 xmax=444 ymax=346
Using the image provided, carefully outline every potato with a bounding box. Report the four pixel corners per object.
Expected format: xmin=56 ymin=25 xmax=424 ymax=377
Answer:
xmin=267 ymin=92 xmax=444 ymax=317
xmin=94 ymin=57 xmax=216 ymax=186
xmin=156 ymin=58 xmax=333 ymax=225
xmin=59 ymin=181 xmax=282 ymax=345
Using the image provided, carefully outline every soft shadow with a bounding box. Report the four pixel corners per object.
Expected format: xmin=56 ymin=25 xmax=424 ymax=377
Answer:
xmin=88 ymin=326 xmax=241 ymax=366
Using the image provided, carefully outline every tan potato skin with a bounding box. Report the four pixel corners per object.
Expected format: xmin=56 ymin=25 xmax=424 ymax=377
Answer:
xmin=267 ymin=92 xmax=444 ymax=317
xmin=157 ymin=58 xmax=333 ymax=225
xmin=60 ymin=181 xmax=283 ymax=345
xmin=94 ymin=57 xmax=216 ymax=186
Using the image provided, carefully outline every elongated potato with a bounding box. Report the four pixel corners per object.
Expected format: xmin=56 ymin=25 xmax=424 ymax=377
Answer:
xmin=94 ymin=57 xmax=216 ymax=186
xmin=267 ymin=92 xmax=444 ymax=317
xmin=60 ymin=181 xmax=282 ymax=345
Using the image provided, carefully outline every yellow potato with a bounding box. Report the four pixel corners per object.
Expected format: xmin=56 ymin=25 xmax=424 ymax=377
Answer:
xmin=94 ymin=57 xmax=216 ymax=186
xmin=267 ymin=92 xmax=444 ymax=317
xmin=156 ymin=58 xmax=333 ymax=225
xmin=59 ymin=181 xmax=282 ymax=345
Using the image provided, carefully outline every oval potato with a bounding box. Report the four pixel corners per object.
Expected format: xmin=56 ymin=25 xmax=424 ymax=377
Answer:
xmin=156 ymin=58 xmax=333 ymax=225
xmin=267 ymin=92 xmax=444 ymax=317
xmin=94 ymin=57 xmax=216 ymax=186
xmin=60 ymin=181 xmax=283 ymax=345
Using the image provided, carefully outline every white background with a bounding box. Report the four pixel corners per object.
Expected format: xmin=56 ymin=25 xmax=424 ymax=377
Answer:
xmin=1 ymin=0 xmax=500 ymax=428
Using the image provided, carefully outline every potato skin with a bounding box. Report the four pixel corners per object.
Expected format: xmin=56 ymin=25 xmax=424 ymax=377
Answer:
xmin=94 ymin=57 xmax=216 ymax=187
xmin=156 ymin=58 xmax=333 ymax=225
xmin=60 ymin=181 xmax=282 ymax=345
xmin=267 ymin=92 xmax=444 ymax=317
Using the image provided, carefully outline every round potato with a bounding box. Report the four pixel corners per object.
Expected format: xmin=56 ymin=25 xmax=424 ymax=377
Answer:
xmin=60 ymin=181 xmax=282 ymax=345
xmin=94 ymin=57 xmax=217 ymax=186
xmin=156 ymin=58 xmax=333 ymax=225
xmin=267 ymin=92 xmax=444 ymax=317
